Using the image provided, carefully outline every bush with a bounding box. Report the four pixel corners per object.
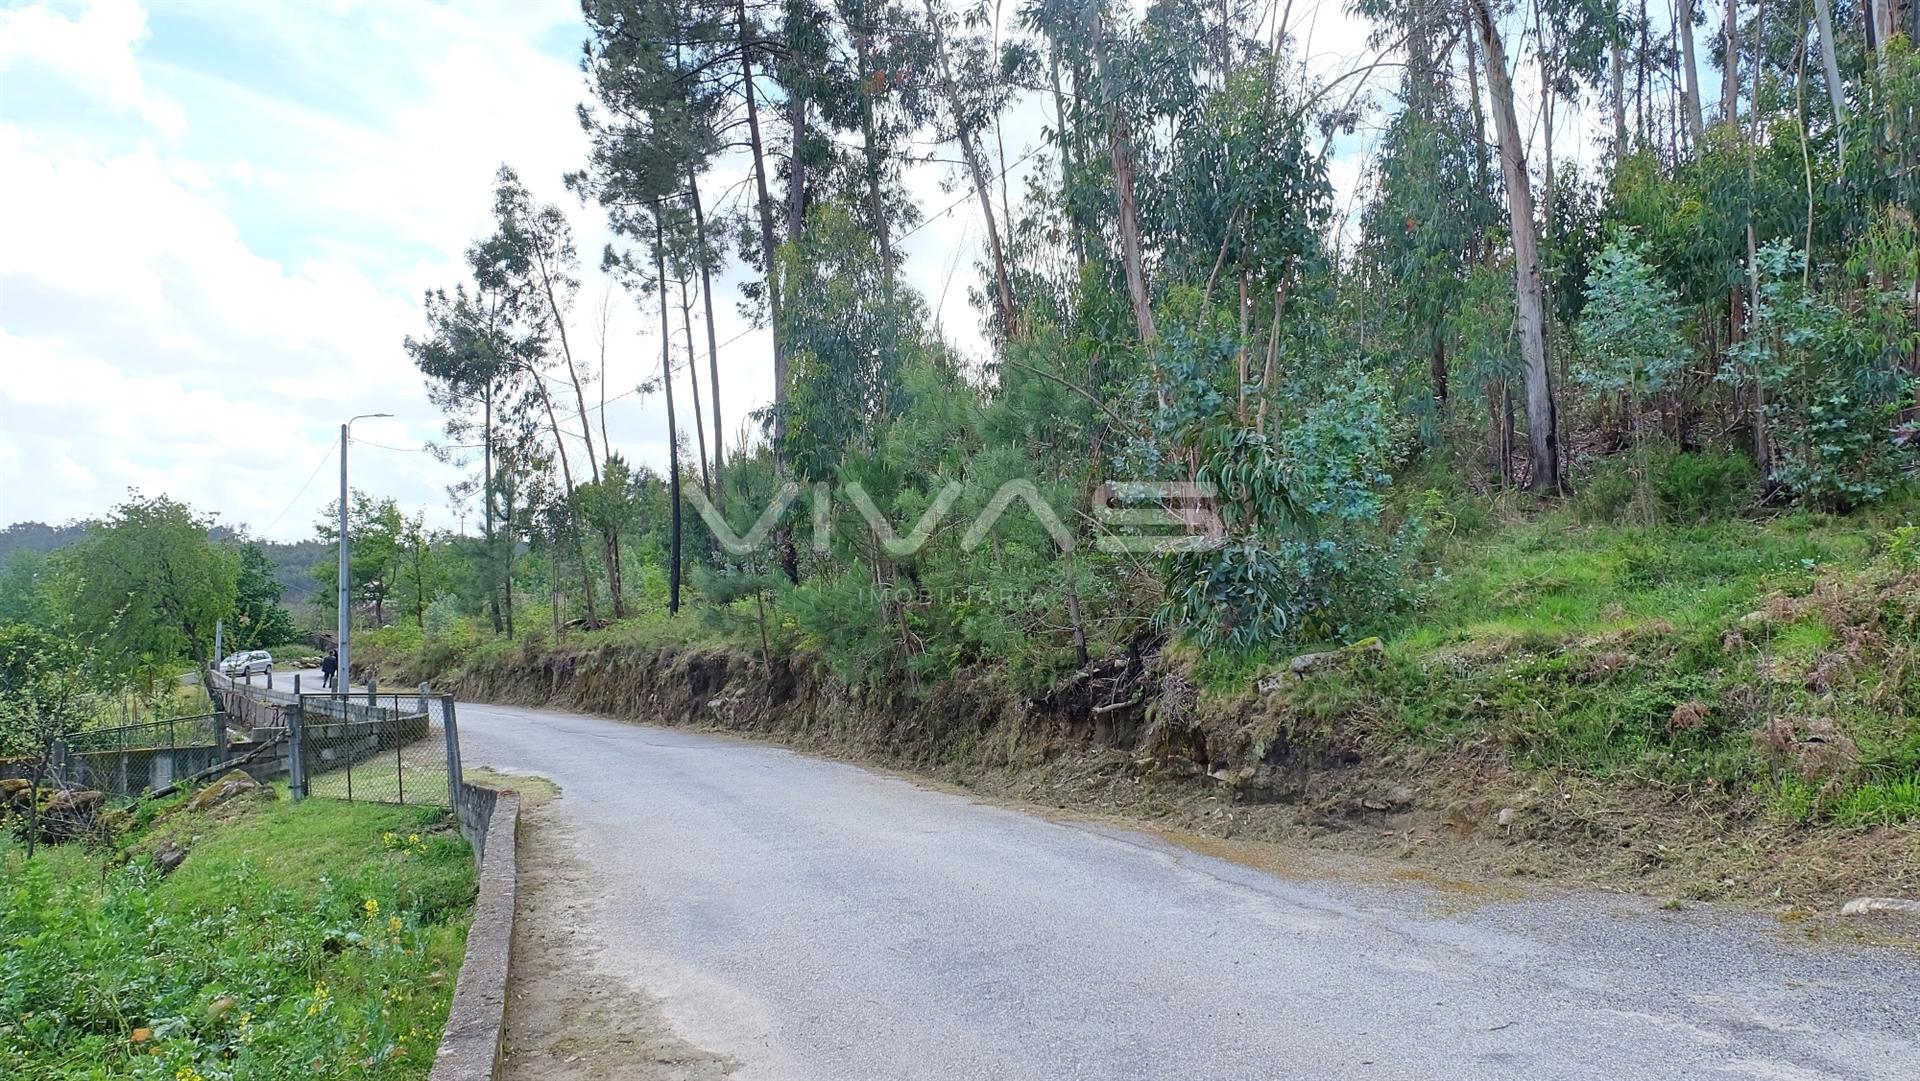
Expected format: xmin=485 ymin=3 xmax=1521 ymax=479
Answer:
xmin=1577 ymin=449 xmax=1758 ymax=524
xmin=1654 ymin=450 xmax=1756 ymax=522
xmin=1574 ymin=456 xmax=1640 ymax=522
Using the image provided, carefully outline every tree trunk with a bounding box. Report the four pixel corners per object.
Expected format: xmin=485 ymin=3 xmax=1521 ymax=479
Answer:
xmin=786 ymin=95 xmax=810 ymax=242
xmin=928 ymin=1 xmax=1016 ymax=339
xmin=680 ymin=276 xmax=713 ymax=499
xmin=528 ymin=374 xmax=598 ymax=625
xmin=1535 ymin=2 xmax=1562 ymax=461
xmin=1236 ymin=270 xmax=1250 ymax=422
xmin=1049 ymin=46 xmax=1086 ymax=266
xmin=1747 ymin=227 xmax=1769 ymax=469
xmin=1094 ymin=17 xmax=1156 ymax=342
xmin=1612 ymin=32 xmax=1629 ymax=163
xmin=737 ymin=0 xmax=787 ymax=447
xmin=1637 ymin=0 xmax=1649 ymax=143
xmin=539 ymin=259 xmax=623 ymax=618
xmin=1868 ymin=0 xmax=1904 ymax=66
xmin=1065 ymin=553 xmax=1090 ymax=669
xmin=1471 ymin=0 xmax=1561 ymax=493
xmin=502 ymin=461 xmax=516 ymax=641
xmin=1257 ymin=269 xmax=1293 ymax=434
xmin=1812 ymin=0 xmax=1849 ymax=161
xmin=537 ymin=266 xmax=600 ymax=486
xmin=1678 ymin=0 xmax=1707 ymax=147
xmin=855 ymin=29 xmax=895 ymax=282
xmin=1723 ymin=0 xmax=1741 ymax=126
xmin=656 ymin=205 xmax=683 ymax=616
xmin=689 ymin=167 xmax=725 ymax=492
xmin=1751 ymin=0 xmax=1766 ymax=144
xmin=533 ymin=194 xmax=619 ymax=622
xmin=483 ymin=381 xmax=501 ymax=635
xmin=1465 ymin=11 xmax=1493 ymax=250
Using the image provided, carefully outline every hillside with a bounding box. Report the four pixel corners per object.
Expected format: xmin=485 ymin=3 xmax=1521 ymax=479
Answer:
xmin=361 ymin=497 xmax=1920 ymax=909
xmin=0 ymin=520 xmax=329 ymax=604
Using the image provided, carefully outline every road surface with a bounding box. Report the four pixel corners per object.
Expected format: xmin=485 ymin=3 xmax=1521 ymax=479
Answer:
xmin=450 ymin=699 xmax=1916 ymax=1081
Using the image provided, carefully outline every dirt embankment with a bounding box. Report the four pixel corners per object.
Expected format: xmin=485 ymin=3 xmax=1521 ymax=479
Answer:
xmin=441 ymin=639 xmax=1919 ymax=913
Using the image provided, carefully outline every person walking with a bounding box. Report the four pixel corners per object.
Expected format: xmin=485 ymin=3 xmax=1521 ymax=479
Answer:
xmin=321 ymin=649 xmax=339 ymax=690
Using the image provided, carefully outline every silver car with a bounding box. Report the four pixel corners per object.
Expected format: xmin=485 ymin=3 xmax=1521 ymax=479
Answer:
xmin=220 ymin=650 xmax=274 ymax=677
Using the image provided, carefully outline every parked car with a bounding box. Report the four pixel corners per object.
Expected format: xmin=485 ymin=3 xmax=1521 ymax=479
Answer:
xmin=220 ymin=650 xmax=274 ymax=677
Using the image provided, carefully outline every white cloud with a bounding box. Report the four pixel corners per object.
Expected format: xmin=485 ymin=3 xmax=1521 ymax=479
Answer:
xmin=0 ymin=0 xmax=1603 ymax=545
xmin=0 ymin=0 xmax=184 ymax=134
xmin=0 ymin=0 xmax=613 ymax=539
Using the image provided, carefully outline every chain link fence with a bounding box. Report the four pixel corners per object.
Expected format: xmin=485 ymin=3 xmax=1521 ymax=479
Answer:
xmin=2 ymin=678 xmax=465 ymax=839
xmin=58 ymin=714 xmax=233 ymax=801
xmin=294 ymin=691 xmax=454 ymax=807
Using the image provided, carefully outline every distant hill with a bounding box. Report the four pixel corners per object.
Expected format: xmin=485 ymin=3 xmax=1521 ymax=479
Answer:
xmin=240 ymin=536 xmax=329 ymax=604
xmin=1 ymin=520 xmax=327 ymax=604
xmin=0 ymin=520 xmax=89 ymax=560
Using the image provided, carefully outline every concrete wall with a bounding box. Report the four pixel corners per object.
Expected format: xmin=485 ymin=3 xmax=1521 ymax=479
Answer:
xmin=428 ymin=786 xmax=518 ymax=1081
xmin=0 ymin=738 xmax=288 ymax=799
xmin=455 ymin=781 xmax=500 ymax=863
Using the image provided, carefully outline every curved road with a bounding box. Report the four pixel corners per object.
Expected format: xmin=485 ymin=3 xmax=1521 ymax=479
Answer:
xmin=450 ymin=699 xmax=1917 ymax=1081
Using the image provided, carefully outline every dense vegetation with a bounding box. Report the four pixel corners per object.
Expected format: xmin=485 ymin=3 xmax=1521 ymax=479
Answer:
xmin=0 ymin=794 xmax=472 ymax=1080
xmin=0 ymin=496 xmax=301 ymax=756
xmin=357 ymin=0 xmax=1920 ymax=829
xmin=19 ymin=3 xmax=1920 ymax=856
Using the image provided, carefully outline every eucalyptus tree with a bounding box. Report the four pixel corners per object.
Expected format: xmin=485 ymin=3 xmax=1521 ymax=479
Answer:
xmin=1357 ymin=0 xmax=1491 ymax=420
xmin=778 ymin=202 xmax=927 ymax=479
xmin=406 ymin=273 xmax=539 ymax=635
xmin=477 ymin=167 xmax=610 ymax=622
xmin=1164 ymin=69 xmax=1330 ymax=423
xmin=923 ymin=0 xmax=1021 ymax=338
xmin=1577 ymin=232 xmax=1689 ymax=450
xmin=831 ymin=0 xmax=933 ymax=280
xmin=1467 ymin=0 xmax=1563 ymax=491
xmin=1017 ymin=0 xmax=1102 ymax=269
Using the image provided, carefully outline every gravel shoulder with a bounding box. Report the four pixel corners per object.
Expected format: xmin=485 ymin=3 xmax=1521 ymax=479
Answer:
xmin=499 ymin=785 xmax=737 ymax=1081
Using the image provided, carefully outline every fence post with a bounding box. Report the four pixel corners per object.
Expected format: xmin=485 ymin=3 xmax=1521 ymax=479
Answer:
xmin=288 ymin=695 xmax=306 ymax=803
xmin=439 ymin=691 xmax=463 ymax=807
xmin=367 ymin=677 xmax=377 ymax=709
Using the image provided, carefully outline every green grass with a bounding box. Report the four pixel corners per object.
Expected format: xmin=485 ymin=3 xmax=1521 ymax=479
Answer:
xmin=1197 ymin=505 xmax=1920 ymax=824
xmin=304 ymin=764 xmax=452 ymax=806
xmin=0 ymin=796 xmax=474 ymax=1079
xmin=1410 ymin=511 xmax=1868 ymax=643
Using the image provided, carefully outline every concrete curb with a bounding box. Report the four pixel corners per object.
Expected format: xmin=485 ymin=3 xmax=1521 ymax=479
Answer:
xmin=428 ymin=787 xmax=520 ymax=1081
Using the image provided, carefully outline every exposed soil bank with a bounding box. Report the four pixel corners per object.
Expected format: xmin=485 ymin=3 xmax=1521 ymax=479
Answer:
xmin=441 ymin=640 xmax=1919 ymax=914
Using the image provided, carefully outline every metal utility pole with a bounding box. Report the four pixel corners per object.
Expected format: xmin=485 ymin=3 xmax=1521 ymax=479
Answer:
xmin=338 ymin=413 xmax=392 ymax=697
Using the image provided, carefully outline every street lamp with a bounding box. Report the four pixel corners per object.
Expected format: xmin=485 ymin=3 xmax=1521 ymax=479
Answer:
xmin=338 ymin=413 xmax=393 ymax=696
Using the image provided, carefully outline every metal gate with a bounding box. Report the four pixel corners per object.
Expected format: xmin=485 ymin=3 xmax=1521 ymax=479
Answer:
xmin=291 ymin=689 xmax=459 ymax=807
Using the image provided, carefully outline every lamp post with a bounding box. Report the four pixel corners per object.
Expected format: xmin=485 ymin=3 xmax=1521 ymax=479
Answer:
xmin=338 ymin=413 xmax=393 ymax=696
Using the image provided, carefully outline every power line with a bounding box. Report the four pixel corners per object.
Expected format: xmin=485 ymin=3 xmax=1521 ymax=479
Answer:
xmin=353 ymin=438 xmax=427 ymax=453
xmin=259 ymin=444 xmax=336 ymax=535
xmin=895 ymin=140 xmax=1046 ymax=247
xmin=355 ymin=437 xmax=489 ymax=454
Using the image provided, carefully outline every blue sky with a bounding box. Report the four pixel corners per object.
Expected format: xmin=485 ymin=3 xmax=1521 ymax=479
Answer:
xmin=0 ymin=0 xmax=739 ymax=540
xmin=0 ymin=0 xmax=1465 ymax=541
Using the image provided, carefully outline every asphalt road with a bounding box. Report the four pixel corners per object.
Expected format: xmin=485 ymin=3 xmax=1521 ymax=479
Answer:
xmin=453 ymin=699 xmax=1918 ymax=1081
